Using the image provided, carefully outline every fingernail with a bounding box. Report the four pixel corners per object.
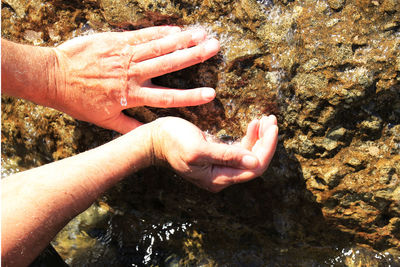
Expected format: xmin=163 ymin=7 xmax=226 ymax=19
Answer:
xmin=269 ymin=114 xmax=277 ymax=125
xmin=264 ymin=125 xmax=279 ymax=143
xmin=241 ymin=155 xmax=259 ymax=169
xmin=204 ymin=38 xmax=220 ymax=53
xmin=201 ymin=88 xmax=216 ymax=100
xmin=191 ymin=29 xmax=206 ymax=42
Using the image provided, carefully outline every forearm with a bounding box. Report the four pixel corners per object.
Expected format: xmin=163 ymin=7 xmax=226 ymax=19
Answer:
xmin=1 ymin=39 xmax=60 ymax=106
xmin=1 ymin=124 xmax=152 ymax=267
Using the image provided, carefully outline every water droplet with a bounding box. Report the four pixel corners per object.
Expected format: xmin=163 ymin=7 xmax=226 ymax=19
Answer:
xmin=120 ymin=96 xmax=127 ymax=107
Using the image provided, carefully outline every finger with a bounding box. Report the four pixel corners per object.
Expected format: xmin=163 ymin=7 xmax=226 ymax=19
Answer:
xmin=134 ymin=86 xmax=215 ymax=107
xmin=193 ymin=167 xmax=257 ymax=193
xmin=113 ymin=26 xmax=182 ymax=45
xmin=210 ymin=125 xmax=278 ymax=188
xmin=259 ymin=115 xmax=277 ymax=139
xmin=130 ymin=29 xmax=207 ymax=62
xmin=201 ymin=142 xmax=259 ymax=170
xmin=254 ymin=124 xmax=278 ymax=167
xmin=241 ymin=118 xmax=260 ymax=150
xmin=210 ymin=167 xmax=259 ymax=189
xmin=129 ymin=38 xmax=220 ymax=81
xmin=206 ymin=121 xmax=278 ymax=192
xmin=100 ymin=113 xmax=143 ymax=134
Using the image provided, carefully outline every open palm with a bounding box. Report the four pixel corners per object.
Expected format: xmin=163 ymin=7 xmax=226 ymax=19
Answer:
xmin=152 ymin=116 xmax=278 ymax=192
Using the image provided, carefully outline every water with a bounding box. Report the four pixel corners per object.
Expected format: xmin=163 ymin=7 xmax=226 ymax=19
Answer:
xmin=120 ymin=96 xmax=128 ymax=107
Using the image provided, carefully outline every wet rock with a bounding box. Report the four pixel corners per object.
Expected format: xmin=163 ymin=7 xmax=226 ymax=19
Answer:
xmin=326 ymin=127 xmax=347 ymax=140
xmin=320 ymin=138 xmax=338 ymax=152
xmin=2 ymin=0 xmax=29 ymax=17
xmin=99 ymin=0 xmax=182 ymax=27
xmin=327 ymin=0 xmax=346 ymax=11
xmin=382 ymin=0 xmax=399 ymax=13
xmin=52 ymin=201 xmax=114 ymax=264
xmin=359 ymin=116 xmax=383 ymax=136
xmin=287 ymin=134 xmax=316 ymax=156
xmin=384 ymin=21 xmax=400 ymax=31
xmin=315 ymin=165 xmax=346 ymax=188
xmin=1 ymin=97 xmax=114 ymax=172
xmin=23 ymin=30 xmax=43 ymax=45
xmin=2 ymin=0 xmax=400 ymax=265
xmin=345 ymin=156 xmax=365 ymax=170
xmin=224 ymin=36 xmax=262 ymax=70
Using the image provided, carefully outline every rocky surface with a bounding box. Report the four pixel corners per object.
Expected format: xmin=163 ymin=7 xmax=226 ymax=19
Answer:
xmin=2 ymin=0 xmax=400 ymax=265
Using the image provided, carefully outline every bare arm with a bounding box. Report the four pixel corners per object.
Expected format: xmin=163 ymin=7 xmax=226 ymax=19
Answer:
xmin=1 ymin=39 xmax=60 ymax=107
xmin=1 ymin=116 xmax=278 ymax=267
xmin=1 ymin=123 xmax=152 ymax=267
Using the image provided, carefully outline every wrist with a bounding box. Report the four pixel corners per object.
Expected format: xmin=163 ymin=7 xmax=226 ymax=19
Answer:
xmin=1 ymin=40 xmax=54 ymax=105
xmin=46 ymin=48 xmax=66 ymax=110
xmin=148 ymin=118 xmax=168 ymax=167
xmin=123 ymin=122 xmax=158 ymax=169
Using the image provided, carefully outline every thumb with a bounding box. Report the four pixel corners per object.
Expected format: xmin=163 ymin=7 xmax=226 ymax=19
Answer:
xmin=202 ymin=143 xmax=259 ymax=170
xmin=102 ymin=113 xmax=143 ymax=134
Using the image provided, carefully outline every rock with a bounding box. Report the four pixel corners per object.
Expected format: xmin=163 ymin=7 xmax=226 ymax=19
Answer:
xmin=99 ymin=0 xmax=182 ymax=27
xmin=2 ymin=0 xmax=400 ymax=265
xmin=382 ymin=0 xmax=399 ymax=13
xmin=327 ymin=0 xmax=346 ymax=10
xmin=321 ymin=137 xmax=340 ymax=151
xmin=2 ymin=0 xmax=30 ymax=17
xmin=321 ymin=166 xmax=345 ymax=188
xmin=383 ymin=21 xmax=400 ymax=31
xmin=345 ymin=155 xmax=365 ymax=170
xmin=326 ymin=127 xmax=347 ymax=140
xmin=368 ymin=146 xmax=380 ymax=157
xmin=224 ymin=36 xmax=262 ymax=70
xmin=23 ymin=30 xmax=43 ymax=45
xmin=301 ymin=58 xmax=319 ymax=72
xmin=359 ymin=116 xmax=383 ymax=136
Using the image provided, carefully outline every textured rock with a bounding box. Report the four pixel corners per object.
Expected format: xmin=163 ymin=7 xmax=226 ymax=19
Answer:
xmin=327 ymin=0 xmax=346 ymax=10
xmin=2 ymin=0 xmax=400 ymax=265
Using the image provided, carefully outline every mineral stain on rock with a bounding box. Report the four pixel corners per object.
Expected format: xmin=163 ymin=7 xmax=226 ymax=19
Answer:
xmin=2 ymin=0 xmax=400 ymax=265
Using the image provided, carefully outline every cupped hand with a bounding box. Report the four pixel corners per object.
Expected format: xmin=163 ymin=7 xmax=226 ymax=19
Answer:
xmin=52 ymin=26 xmax=220 ymax=133
xmin=151 ymin=115 xmax=278 ymax=192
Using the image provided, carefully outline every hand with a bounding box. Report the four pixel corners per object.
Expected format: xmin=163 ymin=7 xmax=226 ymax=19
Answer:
xmin=151 ymin=115 xmax=278 ymax=192
xmin=52 ymin=26 xmax=220 ymax=133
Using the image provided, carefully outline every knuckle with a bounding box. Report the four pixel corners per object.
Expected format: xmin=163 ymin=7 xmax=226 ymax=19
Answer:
xmin=198 ymin=45 xmax=210 ymax=62
xmin=161 ymin=61 xmax=173 ymax=73
xmin=150 ymin=43 xmax=162 ymax=55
